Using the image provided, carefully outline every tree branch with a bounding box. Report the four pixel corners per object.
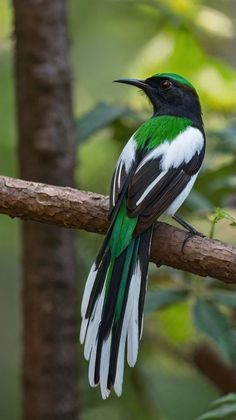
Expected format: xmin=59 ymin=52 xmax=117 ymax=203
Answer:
xmin=0 ymin=175 xmax=235 ymax=283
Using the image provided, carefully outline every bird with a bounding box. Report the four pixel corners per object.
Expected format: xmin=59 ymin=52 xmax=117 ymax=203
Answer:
xmin=80 ymin=72 xmax=205 ymax=399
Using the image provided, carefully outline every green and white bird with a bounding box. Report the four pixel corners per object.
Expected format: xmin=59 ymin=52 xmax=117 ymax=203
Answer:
xmin=80 ymin=73 xmax=205 ymax=398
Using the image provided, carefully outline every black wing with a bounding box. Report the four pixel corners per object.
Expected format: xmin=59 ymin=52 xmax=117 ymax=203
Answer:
xmin=127 ymin=147 xmax=205 ymax=235
xmin=108 ymin=138 xmax=143 ymax=222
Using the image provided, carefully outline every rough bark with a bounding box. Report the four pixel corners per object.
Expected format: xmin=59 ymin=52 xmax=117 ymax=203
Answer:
xmin=1 ymin=175 xmax=236 ymax=284
xmin=12 ymin=2 xmax=78 ymax=420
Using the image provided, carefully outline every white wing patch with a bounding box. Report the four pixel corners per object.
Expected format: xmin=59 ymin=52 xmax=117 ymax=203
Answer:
xmin=129 ymin=127 xmax=203 ymax=211
xmin=135 ymin=126 xmax=203 ymax=173
xmin=118 ymin=136 xmax=137 ymax=172
xmin=112 ymin=136 xmax=136 ymax=206
xmin=161 ymin=126 xmax=204 ymax=170
xmin=165 ymin=172 xmax=199 ymax=216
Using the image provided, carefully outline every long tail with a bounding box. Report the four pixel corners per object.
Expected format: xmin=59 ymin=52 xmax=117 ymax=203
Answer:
xmin=80 ymin=205 xmax=153 ymax=399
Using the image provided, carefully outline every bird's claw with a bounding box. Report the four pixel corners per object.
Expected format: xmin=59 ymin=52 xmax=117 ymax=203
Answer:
xmin=181 ymin=230 xmax=205 ymax=252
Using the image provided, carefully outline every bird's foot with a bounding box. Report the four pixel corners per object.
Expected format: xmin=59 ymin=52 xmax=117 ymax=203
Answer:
xmin=181 ymin=229 xmax=205 ymax=252
xmin=172 ymin=214 xmax=205 ymax=252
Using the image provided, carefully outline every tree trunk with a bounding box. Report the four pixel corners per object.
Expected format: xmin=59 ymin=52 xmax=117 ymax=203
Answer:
xmin=12 ymin=1 xmax=79 ymax=419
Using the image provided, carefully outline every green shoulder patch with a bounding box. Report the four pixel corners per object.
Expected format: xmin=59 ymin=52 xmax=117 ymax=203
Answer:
xmin=134 ymin=115 xmax=193 ymax=150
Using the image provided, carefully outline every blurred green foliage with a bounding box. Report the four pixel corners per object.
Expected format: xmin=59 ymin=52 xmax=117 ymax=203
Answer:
xmin=197 ymin=394 xmax=236 ymax=419
xmin=1 ymin=0 xmax=236 ymax=419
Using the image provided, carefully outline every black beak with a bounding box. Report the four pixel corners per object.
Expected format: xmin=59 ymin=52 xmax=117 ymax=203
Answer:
xmin=113 ymin=78 xmax=149 ymax=90
xmin=113 ymin=77 xmax=158 ymax=113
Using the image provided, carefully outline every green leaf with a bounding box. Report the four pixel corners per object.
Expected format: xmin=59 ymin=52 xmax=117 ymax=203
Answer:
xmin=144 ymin=288 xmax=189 ymax=315
xmin=196 ymin=393 xmax=236 ymax=419
xmin=75 ymin=102 xmax=131 ymax=144
xmin=208 ymin=208 xmax=225 ymax=223
xmin=208 ymin=208 xmax=236 ymax=239
xmin=193 ymin=298 xmax=235 ymax=364
xmin=208 ymin=208 xmax=236 ymax=225
xmin=211 ymin=394 xmax=236 ymax=407
xmin=210 ymin=291 xmax=236 ymax=308
xmin=196 ymin=404 xmax=236 ymax=419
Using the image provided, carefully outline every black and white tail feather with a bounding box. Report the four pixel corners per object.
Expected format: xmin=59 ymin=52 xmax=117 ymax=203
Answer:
xmin=80 ymin=226 xmax=153 ymax=399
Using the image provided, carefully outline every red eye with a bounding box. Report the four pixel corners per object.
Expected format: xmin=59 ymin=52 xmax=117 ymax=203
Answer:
xmin=161 ymin=79 xmax=173 ymax=89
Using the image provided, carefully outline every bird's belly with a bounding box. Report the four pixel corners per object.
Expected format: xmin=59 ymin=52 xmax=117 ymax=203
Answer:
xmin=165 ymin=173 xmax=198 ymax=216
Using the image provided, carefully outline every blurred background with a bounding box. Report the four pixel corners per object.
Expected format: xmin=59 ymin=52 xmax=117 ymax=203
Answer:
xmin=1 ymin=0 xmax=236 ymax=419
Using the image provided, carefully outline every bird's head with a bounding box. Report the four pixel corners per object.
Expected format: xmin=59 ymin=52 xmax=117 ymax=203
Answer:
xmin=114 ymin=73 xmax=202 ymax=125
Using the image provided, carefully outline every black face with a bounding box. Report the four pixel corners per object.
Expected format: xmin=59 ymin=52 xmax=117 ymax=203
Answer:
xmin=143 ymin=76 xmax=199 ymax=115
xmin=114 ymin=76 xmax=203 ymax=129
